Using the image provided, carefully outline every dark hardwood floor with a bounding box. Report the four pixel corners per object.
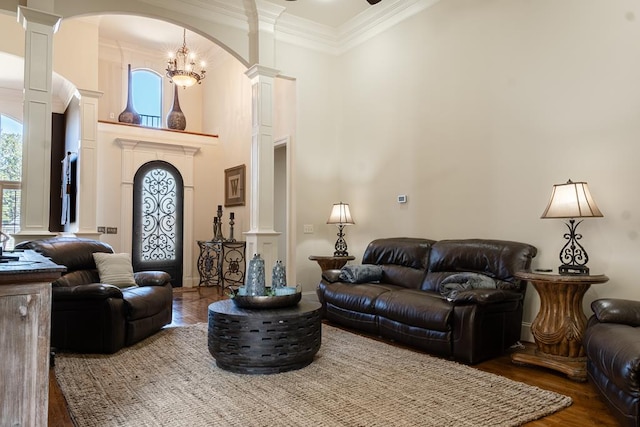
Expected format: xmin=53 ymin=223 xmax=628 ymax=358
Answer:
xmin=48 ymin=287 xmax=620 ymax=426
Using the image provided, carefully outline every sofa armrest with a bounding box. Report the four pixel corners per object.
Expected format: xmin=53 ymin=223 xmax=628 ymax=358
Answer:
xmin=134 ymin=271 xmax=172 ymax=287
xmin=591 ymin=298 xmax=640 ymax=326
xmin=321 ymin=269 xmax=342 ymax=283
xmin=446 ymin=289 xmax=523 ymax=305
xmin=53 ymin=283 xmax=123 ymax=301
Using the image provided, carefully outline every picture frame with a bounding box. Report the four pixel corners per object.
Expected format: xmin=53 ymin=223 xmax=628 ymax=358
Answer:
xmin=224 ymin=164 xmax=246 ymax=207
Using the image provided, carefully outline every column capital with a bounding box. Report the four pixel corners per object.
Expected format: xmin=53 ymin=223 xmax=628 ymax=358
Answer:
xmin=245 ymin=64 xmax=280 ymax=80
xmin=77 ymin=89 xmax=104 ymax=99
xmin=17 ymin=6 xmax=61 ymax=32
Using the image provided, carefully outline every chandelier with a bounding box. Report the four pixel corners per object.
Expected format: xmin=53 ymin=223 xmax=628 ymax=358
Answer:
xmin=166 ymin=29 xmax=206 ymax=88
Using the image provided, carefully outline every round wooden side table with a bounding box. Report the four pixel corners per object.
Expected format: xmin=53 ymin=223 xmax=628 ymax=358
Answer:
xmin=511 ymin=271 xmax=609 ymax=381
xmin=308 ymin=255 xmax=355 ymax=271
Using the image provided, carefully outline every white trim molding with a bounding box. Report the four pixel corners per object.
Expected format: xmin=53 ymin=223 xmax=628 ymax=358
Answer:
xmin=99 ymin=121 xmax=215 ymax=287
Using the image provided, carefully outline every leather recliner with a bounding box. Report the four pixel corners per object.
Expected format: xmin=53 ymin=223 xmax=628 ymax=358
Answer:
xmin=16 ymin=236 xmax=173 ymax=354
xmin=317 ymin=237 xmax=537 ymax=364
xmin=583 ymin=298 xmax=640 ymax=427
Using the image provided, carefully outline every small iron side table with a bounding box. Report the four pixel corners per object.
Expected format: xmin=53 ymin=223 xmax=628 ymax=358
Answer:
xmin=308 ymin=255 xmax=355 ymax=271
xmin=511 ymin=271 xmax=609 ymax=381
xmin=197 ymin=240 xmax=246 ymax=294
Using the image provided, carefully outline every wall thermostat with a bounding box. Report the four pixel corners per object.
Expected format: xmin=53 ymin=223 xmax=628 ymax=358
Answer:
xmin=397 ymin=194 xmax=408 ymax=204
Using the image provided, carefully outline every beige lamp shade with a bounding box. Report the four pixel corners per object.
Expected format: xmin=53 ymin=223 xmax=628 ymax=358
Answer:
xmin=541 ymin=180 xmax=603 ymax=219
xmin=327 ymin=203 xmax=355 ymax=225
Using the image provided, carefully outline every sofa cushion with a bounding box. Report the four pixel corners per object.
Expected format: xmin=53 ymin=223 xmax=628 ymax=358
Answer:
xmin=374 ymin=289 xmax=453 ymax=332
xmin=93 ymin=252 xmax=138 ymax=288
xmin=339 ymin=264 xmax=383 ymax=283
xmin=421 ymin=239 xmax=537 ymax=293
xmin=52 ymin=270 xmax=101 ymax=287
xmin=361 ymin=238 xmax=435 ymax=289
xmin=123 ymin=285 xmax=173 ymax=321
xmin=320 ymin=282 xmax=401 ymax=314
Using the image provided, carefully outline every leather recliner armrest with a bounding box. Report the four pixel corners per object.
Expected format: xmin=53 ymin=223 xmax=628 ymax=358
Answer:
xmin=321 ymin=269 xmax=342 ymax=283
xmin=134 ymin=271 xmax=171 ymax=287
xmin=591 ymin=298 xmax=640 ymax=327
xmin=446 ymin=289 xmax=523 ymax=305
xmin=53 ymin=283 xmax=124 ymax=301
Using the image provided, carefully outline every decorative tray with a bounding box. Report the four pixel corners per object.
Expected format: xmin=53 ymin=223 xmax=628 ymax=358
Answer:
xmin=231 ymin=290 xmax=301 ymax=309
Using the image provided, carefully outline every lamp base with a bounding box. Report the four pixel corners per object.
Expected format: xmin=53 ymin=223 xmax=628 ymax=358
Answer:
xmin=559 ymin=264 xmax=590 ymax=275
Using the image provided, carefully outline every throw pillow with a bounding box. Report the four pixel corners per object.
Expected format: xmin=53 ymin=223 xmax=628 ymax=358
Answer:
xmin=92 ymin=252 xmax=138 ymax=288
xmin=339 ymin=264 xmax=383 ymax=284
xmin=439 ymin=272 xmax=497 ymax=299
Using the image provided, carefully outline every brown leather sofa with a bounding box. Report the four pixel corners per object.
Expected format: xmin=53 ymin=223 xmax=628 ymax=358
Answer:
xmin=317 ymin=237 xmax=537 ymax=364
xmin=16 ymin=236 xmax=173 ymax=354
xmin=583 ymin=298 xmax=640 ymax=427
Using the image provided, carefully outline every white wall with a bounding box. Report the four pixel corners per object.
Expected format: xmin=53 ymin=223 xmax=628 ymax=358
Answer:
xmin=195 ymin=54 xmax=252 ymax=247
xmin=323 ymin=0 xmax=640 ymax=326
xmin=274 ymin=42 xmax=342 ymax=289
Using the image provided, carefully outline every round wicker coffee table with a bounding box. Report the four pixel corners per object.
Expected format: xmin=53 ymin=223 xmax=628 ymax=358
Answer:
xmin=207 ymin=299 xmax=322 ymax=374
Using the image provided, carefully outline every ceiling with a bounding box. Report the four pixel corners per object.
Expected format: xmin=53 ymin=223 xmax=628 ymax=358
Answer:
xmin=0 ymin=0 xmax=391 ymax=105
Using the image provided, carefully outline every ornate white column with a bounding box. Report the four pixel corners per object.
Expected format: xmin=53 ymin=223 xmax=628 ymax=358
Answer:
xmin=244 ymin=64 xmax=281 ymax=282
xmin=73 ymin=89 xmax=103 ymax=239
xmin=14 ymin=6 xmax=61 ymax=243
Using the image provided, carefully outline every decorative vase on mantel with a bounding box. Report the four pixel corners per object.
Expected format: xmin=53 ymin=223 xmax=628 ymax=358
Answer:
xmin=118 ymin=64 xmax=141 ymax=125
xmin=167 ymin=84 xmax=187 ymax=131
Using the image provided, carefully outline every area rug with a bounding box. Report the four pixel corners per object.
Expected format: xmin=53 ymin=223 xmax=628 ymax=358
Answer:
xmin=55 ymin=323 xmax=571 ymax=427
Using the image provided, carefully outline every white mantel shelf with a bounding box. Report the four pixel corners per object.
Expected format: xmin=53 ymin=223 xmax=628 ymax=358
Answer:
xmin=99 ymin=120 xmax=218 ymax=152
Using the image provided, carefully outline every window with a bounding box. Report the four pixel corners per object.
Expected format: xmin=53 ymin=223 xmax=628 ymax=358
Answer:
xmin=132 ymin=69 xmax=163 ymax=128
xmin=0 ymin=114 xmax=22 ymax=249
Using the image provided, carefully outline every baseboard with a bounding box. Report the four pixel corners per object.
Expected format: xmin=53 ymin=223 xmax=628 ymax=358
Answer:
xmin=521 ymin=321 xmax=533 ymax=343
xmin=302 ymin=291 xmax=319 ymax=301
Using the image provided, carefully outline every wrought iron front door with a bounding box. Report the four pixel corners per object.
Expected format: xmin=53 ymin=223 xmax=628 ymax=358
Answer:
xmin=132 ymin=161 xmax=184 ymax=286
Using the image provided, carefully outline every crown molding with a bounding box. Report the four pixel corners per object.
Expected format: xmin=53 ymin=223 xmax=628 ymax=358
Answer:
xmin=139 ymin=0 xmax=440 ymax=56
xmin=337 ymin=0 xmax=442 ymax=54
xmin=138 ymin=0 xmax=250 ymax=32
xmin=273 ymin=0 xmax=442 ymax=55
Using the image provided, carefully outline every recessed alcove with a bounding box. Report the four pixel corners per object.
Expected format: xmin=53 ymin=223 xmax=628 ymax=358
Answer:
xmin=99 ymin=120 xmax=218 ymax=286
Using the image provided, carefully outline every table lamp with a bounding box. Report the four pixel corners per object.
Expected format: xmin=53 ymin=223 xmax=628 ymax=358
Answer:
xmin=327 ymin=202 xmax=355 ymax=257
xmin=540 ymin=179 xmax=603 ymax=275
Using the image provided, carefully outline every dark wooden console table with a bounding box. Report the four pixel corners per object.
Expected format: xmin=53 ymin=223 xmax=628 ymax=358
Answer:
xmin=208 ymin=299 xmax=322 ymax=374
xmin=511 ymin=271 xmax=609 ymax=381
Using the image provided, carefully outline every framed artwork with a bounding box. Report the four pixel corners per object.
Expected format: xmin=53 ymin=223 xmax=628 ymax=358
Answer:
xmin=224 ymin=164 xmax=246 ymax=207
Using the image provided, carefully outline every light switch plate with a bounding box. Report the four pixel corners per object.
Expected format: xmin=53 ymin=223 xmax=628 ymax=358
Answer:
xmin=303 ymin=224 xmax=314 ymax=234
